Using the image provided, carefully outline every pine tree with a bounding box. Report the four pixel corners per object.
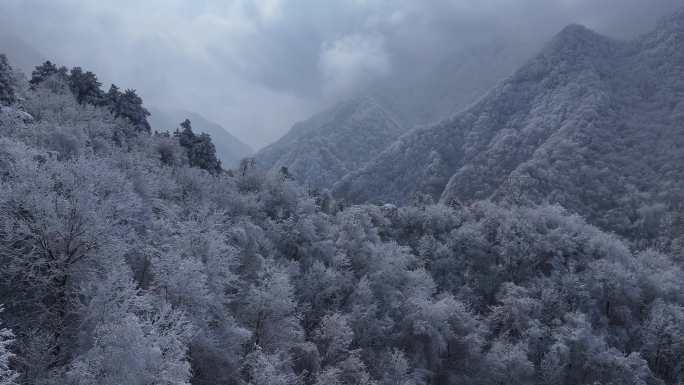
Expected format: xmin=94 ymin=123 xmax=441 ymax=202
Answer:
xmin=176 ymin=119 xmax=195 ymax=149
xmin=174 ymin=119 xmax=222 ymax=174
xmin=104 ymin=86 xmax=151 ymax=133
xmin=0 ymin=55 xmax=16 ymax=106
xmin=29 ymin=60 xmax=68 ymax=89
xmin=68 ymin=67 xmax=104 ymax=105
xmin=105 ymin=84 xmax=121 ymax=107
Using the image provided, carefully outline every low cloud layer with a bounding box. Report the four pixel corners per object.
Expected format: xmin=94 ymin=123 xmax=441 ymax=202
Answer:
xmin=319 ymin=34 xmax=390 ymax=99
xmin=1 ymin=0 xmax=681 ymax=148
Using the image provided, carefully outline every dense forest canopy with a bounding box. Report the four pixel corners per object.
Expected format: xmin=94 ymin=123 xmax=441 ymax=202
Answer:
xmin=0 ymin=9 xmax=683 ymax=385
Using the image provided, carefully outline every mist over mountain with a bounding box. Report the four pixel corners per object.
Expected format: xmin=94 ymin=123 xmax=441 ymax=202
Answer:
xmin=2 ymin=3 xmax=684 ymax=385
xmin=334 ymin=11 xmax=684 ymax=250
xmin=149 ymin=107 xmax=253 ymax=168
xmin=0 ymin=27 xmax=44 ymax=73
xmin=367 ymin=40 xmax=537 ymax=129
xmin=256 ymin=96 xmax=405 ymax=189
xmin=6 ymin=0 xmax=681 ymax=148
xmin=256 ymin=39 xmax=532 ymax=190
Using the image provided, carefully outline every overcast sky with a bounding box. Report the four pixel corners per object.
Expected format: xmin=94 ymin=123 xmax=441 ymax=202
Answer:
xmin=1 ymin=0 xmax=682 ymax=148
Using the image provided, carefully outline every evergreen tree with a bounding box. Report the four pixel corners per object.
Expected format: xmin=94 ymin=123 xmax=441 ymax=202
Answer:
xmin=105 ymin=86 xmax=151 ymax=133
xmin=29 ymin=61 xmax=68 ymax=89
xmin=68 ymin=67 xmax=104 ymax=105
xmin=119 ymin=89 xmax=151 ymax=132
xmin=0 ymin=55 xmax=16 ymax=106
xmin=176 ymin=119 xmax=195 ymax=148
xmin=175 ymin=119 xmax=222 ymax=174
xmin=105 ymin=84 xmax=121 ymax=107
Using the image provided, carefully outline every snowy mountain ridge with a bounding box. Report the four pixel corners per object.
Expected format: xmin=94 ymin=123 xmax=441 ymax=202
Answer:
xmin=255 ymin=96 xmax=405 ymax=189
xmin=334 ymin=14 xmax=684 ymax=248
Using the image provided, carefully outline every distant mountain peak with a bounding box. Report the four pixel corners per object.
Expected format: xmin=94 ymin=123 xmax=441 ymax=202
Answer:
xmin=543 ymin=23 xmax=614 ymax=58
xmin=335 ymin=8 xmax=684 ymax=247
xmin=256 ymin=96 xmax=406 ymax=189
xmin=557 ymin=23 xmax=594 ymax=37
xmin=659 ymin=5 xmax=684 ymax=28
xmin=638 ymin=6 xmax=684 ymax=54
xmin=329 ymin=95 xmax=387 ymax=120
xmin=148 ymin=107 xmax=253 ymax=168
xmin=645 ymin=5 xmax=684 ymax=41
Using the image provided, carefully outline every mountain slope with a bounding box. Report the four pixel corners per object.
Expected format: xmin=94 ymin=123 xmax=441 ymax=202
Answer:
xmin=149 ymin=107 xmax=253 ymax=168
xmin=255 ymin=96 xmax=405 ymax=189
xmin=3 ymin=22 xmax=684 ymax=385
xmin=0 ymin=27 xmax=44 ymax=73
xmin=368 ymin=40 xmax=535 ymax=129
xmin=335 ymin=16 xmax=684 ymax=248
xmin=255 ymin=35 xmax=535 ymax=191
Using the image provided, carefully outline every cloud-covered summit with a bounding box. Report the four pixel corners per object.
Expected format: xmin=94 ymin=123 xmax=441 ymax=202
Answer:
xmin=1 ymin=0 xmax=681 ymax=148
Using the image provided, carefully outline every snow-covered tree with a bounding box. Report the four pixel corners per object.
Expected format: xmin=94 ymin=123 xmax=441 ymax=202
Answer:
xmin=0 ymin=307 xmax=19 ymax=385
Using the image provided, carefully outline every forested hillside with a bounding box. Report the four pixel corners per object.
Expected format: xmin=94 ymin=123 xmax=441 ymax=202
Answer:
xmin=334 ymin=13 xmax=684 ymax=255
xmin=256 ymin=97 xmax=405 ymax=190
xmin=1 ymin=46 xmax=684 ymax=385
xmin=255 ymin=42 xmax=529 ymax=192
xmin=149 ymin=107 xmax=253 ymax=169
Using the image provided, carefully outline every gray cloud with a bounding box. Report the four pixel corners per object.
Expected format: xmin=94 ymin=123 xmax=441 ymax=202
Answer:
xmin=319 ymin=33 xmax=391 ymax=99
xmin=1 ymin=0 xmax=682 ymax=148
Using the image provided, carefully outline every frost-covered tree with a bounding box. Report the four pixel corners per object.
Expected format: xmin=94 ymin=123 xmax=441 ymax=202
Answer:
xmin=0 ymin=307 xmax=18 ymax=385
xmin=243 ymin=347 xmax=300 ymax=385
xmin=641 ymin=300 xmax=684 ymax=383
xmin=2 ymin=35 xmax=684 ymax=385
xmin=237 ymin=259 xmax=303 ymax=352
xmin=68 ymin=260 xmax=193 ymax=385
